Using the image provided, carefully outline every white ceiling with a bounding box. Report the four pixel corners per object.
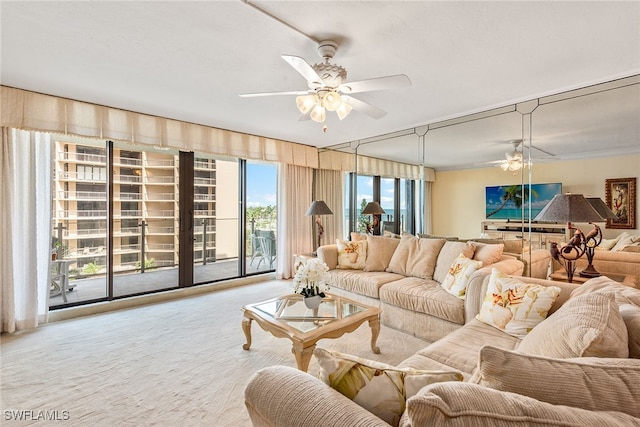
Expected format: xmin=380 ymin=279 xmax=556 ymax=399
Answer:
xmin=1 ymin=1 xmax=639 ymax=170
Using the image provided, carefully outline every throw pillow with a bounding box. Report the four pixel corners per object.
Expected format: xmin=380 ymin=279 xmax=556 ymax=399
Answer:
xmin=336 ymin=239 xmax=367 ymax=269
xmin=363 ymin=235 xmax=401 ymax=272
xmin=517 ymin=292 xmax=629 ymax=358
xmin=350 ymin=232 xmax=367 ymax=242
xmin=475 ymin=269 xmax=561 ymax=338
xmin=314 ymin=348 xmax=462 ymax=427
xmin=471 ymin=242 xmax=504 ymax=265
xmin=440 ymin=253 xmax=483 ymax=299
xmin=570 ymin=276 xmax=640 ymax=358
xmin=433 ymin=241 xmax=476 ymax=283
xmin=611 ymin=231 xmax=640 ymax=251
xmin=386 ymin=234 xmax=446 ymax=280
xmin=405 ymin=382 xmax=640 ymax=426
xmin=597 ymin=235 xmax=620 ymax=250
xmin=474 ymin=345 xmax=640 ymax=418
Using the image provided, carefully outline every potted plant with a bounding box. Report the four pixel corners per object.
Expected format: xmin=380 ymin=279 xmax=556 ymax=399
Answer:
xmin=293 ymin=258 xmax=330 ymax=309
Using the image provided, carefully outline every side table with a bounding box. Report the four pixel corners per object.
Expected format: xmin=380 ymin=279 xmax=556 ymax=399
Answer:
xmin=549 ymin=269 xmax=636 ymax=287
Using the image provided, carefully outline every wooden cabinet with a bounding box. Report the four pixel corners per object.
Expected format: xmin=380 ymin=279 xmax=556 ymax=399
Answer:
xmin=480 ymin=221 xmax=570 ymax=250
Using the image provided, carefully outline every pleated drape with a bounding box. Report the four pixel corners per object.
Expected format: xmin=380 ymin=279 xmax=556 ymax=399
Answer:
xmin=313 ymin=169 xmax=345 ymax=243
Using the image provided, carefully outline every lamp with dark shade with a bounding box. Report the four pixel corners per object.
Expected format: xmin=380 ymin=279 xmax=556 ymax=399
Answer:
xmin=579 ymin=198 xmax=618 ymax=278
xmin=362 ymin=201 xmax=385 ymax=235
xmin=306 ymin=201 xmax=333 ymax=252
xmin=534 ymin=194 xmax=605 ymax=283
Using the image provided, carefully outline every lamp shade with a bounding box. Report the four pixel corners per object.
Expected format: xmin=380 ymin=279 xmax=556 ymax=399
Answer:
xmin=362 ymin=201 xmax=385 ymax=215
xmin=586 ymin=197 xmax=617 ymax=220
xmin=534 ymin=194 xmax=604 ymax=223
xmin=306 ymin=200 xmax=333 ymax=216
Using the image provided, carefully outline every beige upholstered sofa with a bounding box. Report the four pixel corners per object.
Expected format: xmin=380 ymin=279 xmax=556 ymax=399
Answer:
xmin=316 ymin=233 xmax=524 ymax=342
xmin=245 ymin=275 xmax=640 ymax=426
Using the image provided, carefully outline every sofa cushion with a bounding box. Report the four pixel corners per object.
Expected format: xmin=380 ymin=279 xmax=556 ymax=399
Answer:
xmin=386 ymin=234 xmax=446 ymax=280
xmin=471 ymin=242 xmax=504 ymax=265
xmin=380 ymin=277 xmax=465 ymax=324
xmin=402 ymin=318 xmax=519 ymax=377
xmin=433 ymin=241 xmax=476 ymax=283
xmin=517 ymin=292 xmax=629 ymax=358
xmin=326 ymin=269 xmax=405 ymax=299
xmin=570 ymin=276 xmax=640 ymax=358
xmin=475 ymin=269 xmax=561 ymax=338
xmin=611 ymin=231 xmax=640 ymax=251
xmin=440 ymin=254 xmax=483 ymax=299
xmin=363 ymin=235 xmax=401 ymax=272
xmin=404 ymin=382 xmax=640 ymax=427
xmin=337 ymin=239 xmax=367 ymax=269
xmin=314 ymin=347 xmax=462 ymax=427
xmin=474 ymin=345 xmax=640 ymax=418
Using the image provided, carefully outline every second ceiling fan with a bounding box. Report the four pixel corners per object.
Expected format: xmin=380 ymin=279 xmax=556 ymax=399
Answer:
xmin=240 ymin=40 xmax=411 ymax=124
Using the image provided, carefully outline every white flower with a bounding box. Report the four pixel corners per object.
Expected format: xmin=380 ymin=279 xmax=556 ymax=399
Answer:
xmin=293 ymin=259 xmax=330 ymax=297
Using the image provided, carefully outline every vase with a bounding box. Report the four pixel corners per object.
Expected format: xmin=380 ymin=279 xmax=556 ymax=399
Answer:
xmin=304 ymin=295 xmax=323 ymax=310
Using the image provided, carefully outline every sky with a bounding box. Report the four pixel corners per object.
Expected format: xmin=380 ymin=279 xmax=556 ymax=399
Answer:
xmin=246 ymin=163 xmax=277 ymax=207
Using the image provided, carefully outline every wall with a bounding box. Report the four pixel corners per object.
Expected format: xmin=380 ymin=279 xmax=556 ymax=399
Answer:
xmin=432 ymin=154 xmax=640 ymax=239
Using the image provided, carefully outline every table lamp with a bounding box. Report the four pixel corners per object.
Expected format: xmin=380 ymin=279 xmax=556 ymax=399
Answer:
xmin=578 ymin=197 xmax=617 ymax=278
xmin=362 ymin=201 xmax=386 ymax=235
xmin=306 ymin=200 xmax=333 ymax=253
xmin=534 ymin=193 xmax=605 ymax=283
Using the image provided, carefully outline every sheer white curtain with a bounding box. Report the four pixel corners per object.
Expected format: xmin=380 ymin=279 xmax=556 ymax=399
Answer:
xmin=314 ymin=169 xmax=344 ymax=244
xmin=276 ymin=164 xmax=313 ymax=279
xmin=1 ymin=128 xmax=52 ymax=332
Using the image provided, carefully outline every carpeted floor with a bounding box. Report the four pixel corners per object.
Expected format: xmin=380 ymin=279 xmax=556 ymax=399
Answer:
xmin=1 ymin=280 xmax=429 ymax=426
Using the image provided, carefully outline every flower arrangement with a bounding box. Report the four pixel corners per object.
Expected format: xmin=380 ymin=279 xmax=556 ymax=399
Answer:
xmin=293 ymin=259 xmax=330 ymax=298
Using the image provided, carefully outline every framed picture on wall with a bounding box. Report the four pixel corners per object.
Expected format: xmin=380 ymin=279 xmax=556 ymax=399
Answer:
xmin=605 ymin=177 xmax=636 ymax=229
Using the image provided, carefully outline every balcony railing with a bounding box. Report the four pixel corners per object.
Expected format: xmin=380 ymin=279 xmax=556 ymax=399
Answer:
xmin=146 ymin=243 xmax=175 ymax=251
xmin=114 ymin=156 xmax=142 ymax=166
xmin=57 ymin=171 xmax=106 ymax=182
xmin=145 ymin=193 xmax=175 ymax=201
xmin=63 ymin=228 xmax=107 ymax=238
xmin=113 ymin=175 xmax=142 ymax=184
xmin=194 ymin=194 xmax=215 ymax=201
xmin=58 ymin=190 xmax=106 ymax=200
xmin=145 ymin=176 xmax=175 ymax=184
xmin=117 ymin=192 xmax=142 ymax=200
xmin=147 ymin=226 xmax=175 ymax=234
xmin=115 ymin=210 xmax=143 ymax=217
xmin=145 ymin=209 xmax=175 ymax=217
xmin=194 ymin=160 xmax=215 ymax=170
xmin=194 ymin=210 xmax=215 ymax=217
xmin=193 ymin=225 xmax=216 ymax=233
xmin=58 ymin=209 xmax=107 ymax=219
xmin=59 ymin=152 xmax=107 ymax=164
xmin=194 ymin=177 xmax=215 ymax=186
xmin=145 ymin=159 xmax=175 ymax=167
xmin=115 ymin=244 xmax=141 ymax=253
xmin=115 ymin=227 xmax=141 ymax=235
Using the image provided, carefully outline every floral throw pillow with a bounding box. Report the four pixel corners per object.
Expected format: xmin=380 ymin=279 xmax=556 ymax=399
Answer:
xmin=476 ymin=268 xmax=561 ymax=338
xmin=440 ymin=253 xmax=483 ymax=299
xmin=336 ymin=239 xmax=367 ymax=269
xmin=314 ymin=348 xmax=462 ymax=426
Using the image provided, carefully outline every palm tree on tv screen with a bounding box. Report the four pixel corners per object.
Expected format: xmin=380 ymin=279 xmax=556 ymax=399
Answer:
xmin=486 ymin=185 xmax=538 ymax=219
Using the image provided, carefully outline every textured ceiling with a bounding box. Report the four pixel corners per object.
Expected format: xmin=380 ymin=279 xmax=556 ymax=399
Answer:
xmin=1 ymin=1 xmax=639 ymax=170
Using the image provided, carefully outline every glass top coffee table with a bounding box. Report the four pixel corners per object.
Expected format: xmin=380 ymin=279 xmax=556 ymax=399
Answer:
xmin=241 ymin=293 xmax=381 ymax=372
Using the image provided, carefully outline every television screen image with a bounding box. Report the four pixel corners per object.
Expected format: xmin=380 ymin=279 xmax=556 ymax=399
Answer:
xmin=485 ymin=183 xmax=562 ymax=221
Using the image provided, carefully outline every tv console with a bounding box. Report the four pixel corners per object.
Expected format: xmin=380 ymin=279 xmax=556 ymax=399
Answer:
xmin=481 ymin=221 xmax=570 ymax=250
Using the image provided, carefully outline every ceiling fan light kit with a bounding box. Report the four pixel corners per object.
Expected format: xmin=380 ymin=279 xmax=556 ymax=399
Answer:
xmin=241 ymin=39 xmax=411 ymax=128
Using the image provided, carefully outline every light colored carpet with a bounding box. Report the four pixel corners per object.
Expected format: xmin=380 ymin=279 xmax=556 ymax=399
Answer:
xmin=1 ymin=280 xmax=430 ymax=426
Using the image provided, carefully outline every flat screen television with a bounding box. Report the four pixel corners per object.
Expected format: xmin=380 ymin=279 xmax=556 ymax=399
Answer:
xmin=485 ymin=183 xmax=562 ymax=221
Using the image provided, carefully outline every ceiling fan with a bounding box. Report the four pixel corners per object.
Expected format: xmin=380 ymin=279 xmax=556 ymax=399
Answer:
xmin=480 ymin=140 xmax=558 ymax=173
xmin=239 ymin=40 xmax=411 ymax=124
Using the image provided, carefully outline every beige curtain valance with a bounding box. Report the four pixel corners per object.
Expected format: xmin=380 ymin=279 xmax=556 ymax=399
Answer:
xmin=317 ymin=149 xmax=435 ymax=181
xmin=1 ymin=86 xmax=319 ymax=168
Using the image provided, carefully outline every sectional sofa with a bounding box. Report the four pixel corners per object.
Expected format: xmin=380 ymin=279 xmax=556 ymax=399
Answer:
xmin=315 ymin=233 xmax=525 ymax=342
xmin=245 ymin=274 xmax=640 ymax=426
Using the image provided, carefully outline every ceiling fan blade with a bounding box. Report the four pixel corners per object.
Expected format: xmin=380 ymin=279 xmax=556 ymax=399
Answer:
xmin=281 ymin=55 xmax=323 ymax=86
xmin=342 ymin=95 xmax=387 ymax=119
xmin=339 ymin=74 xmax=411 ymax=94
xmin=239 ymin=90 xmax=309 ymax=98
